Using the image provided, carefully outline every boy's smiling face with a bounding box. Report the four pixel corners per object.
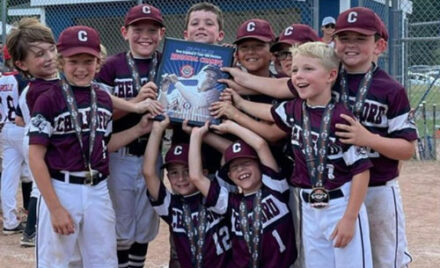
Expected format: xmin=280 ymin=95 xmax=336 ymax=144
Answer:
xmin=228 ymin=157 xmax=262 ymax=194
xmin=236 ymin=39 xmax=272 ymax=75
xmin=184 ymin=10 xmax=224 ymax=44
xmin=334 ymin=31 xmax=382 ymax=73
xmin=167 ymin=163 xmax=198 ymax=196
xmin=122 ymin=21 xmax=165 ymax=58
xmin=15 ymin=42 xmax=58 ymax=80
xmin=62 ymin=53 xmax=99 ymax=87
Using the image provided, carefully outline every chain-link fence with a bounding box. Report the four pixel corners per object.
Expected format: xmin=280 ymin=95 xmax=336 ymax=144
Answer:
xmin=1 ymin=0 xmax=438 ymax=160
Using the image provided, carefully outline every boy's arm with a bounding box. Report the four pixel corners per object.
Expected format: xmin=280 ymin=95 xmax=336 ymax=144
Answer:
xmin=211 ymin=120 xmax=279 ymax=172
xmin=220 ymin=67 xmax=294 ymax=99
xmin=15 ymin=115 xmax=25 ymax=127
xmin=29 ymin=144 xmax=75 ymax=235
xmin=110 ymin=94 xmax=163 ymax=116
xmin=335 ymin=114 xmax=416 ymax=160
xmin=112 ymin=81 xmax=158 ymax=120
xmin=189 ymin=122 xmax=212 ymax=197
xmin=142 ymin=117 xmax=169 ymax=200
xmin=107 ymin=114 xmax=153 ymax=152
xmin=331 ymin=169 xmax=370 ymax=248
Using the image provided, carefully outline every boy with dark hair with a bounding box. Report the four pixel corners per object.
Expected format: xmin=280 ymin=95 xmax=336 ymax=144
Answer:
xmin=332 ymin=7 xmax=418 ymax=268
xmin=184 ymin=2 xmax=225 ymax=44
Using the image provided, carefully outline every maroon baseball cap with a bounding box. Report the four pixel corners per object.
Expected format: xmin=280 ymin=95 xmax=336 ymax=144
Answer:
xmin=333 ymin=7 xmax=384 ymax=38
xmin=376 ymin=13 xmax=389 ymax=41
xmin=219 ymin=140 xmax=259 ymax=178
xmin=271 ymin=24 xmax=320 ymax=52
xmin=57 ymin=26 xmax=101 ymax=58
xmin=125 ymin=4 xmax=164 ymax=27
xmin=162 ymin=143 xmax=189 ymax=169
xmin=234 ymin=19 xmax=275 ymax=44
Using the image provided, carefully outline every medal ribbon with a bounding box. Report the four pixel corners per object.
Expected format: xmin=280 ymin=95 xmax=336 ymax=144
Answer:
xmin=182 ymin=201 xmax=206 ymax=268
xmin=126 ymin=51 xmax=158 ymax=93
xmin=339 ymin=63 xmax=376 ymax=119
xmin=60 ymin=79 xmax=98 ymax=171
xmin=239 ymin=190 xmax=263 ymax=268
xmin=301 ymin=101 xmax=335 ymax=188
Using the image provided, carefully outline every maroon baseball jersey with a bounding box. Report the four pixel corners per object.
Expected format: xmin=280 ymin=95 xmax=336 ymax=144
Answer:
xmin=148 ymin=182 xmax=231 ymax=268
xmin=26 ymin=78 xmax=60 ymax=114
xmin=96 ymin=52 xmax=161 ymax=155
xmin=29 ymin=83 xmax=113 ymax=175
xmin=206 ymin=166 xmax=297 ymax=268
xmin=272 ymin=98 xmax=373 ymax=189
xmin=332 ymin=67 xmax=418 ymax=184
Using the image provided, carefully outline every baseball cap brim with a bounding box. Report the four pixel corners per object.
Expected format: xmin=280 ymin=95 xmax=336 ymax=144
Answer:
xmin=234 ymin=36 xmax=273 ymax=44
xmin=161 ymin=159 xmax=188 ymax=169
xmin=333 ymin=27 xmax=376 ymax=37
xmin=270 ymin=40 xmax=296 ymax=52
xmin=218 ymin=154 xmax=259 ymax=184
xmin=126 ymin=17 xmax=164 ymax=27
xmin=59 ymin=47 xmax=100 ymax=58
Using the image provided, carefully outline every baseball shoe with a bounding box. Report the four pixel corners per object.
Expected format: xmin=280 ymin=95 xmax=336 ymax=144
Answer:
xmin=20 ymin=232 xmax=35 ymax=247
xmin=3 ymin=223 xmax=24 ymax=235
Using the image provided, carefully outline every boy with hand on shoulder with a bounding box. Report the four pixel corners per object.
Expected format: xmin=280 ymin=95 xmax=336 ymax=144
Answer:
xmin=28 ymin=25 xmax=154 ymax=267
xmin=332 ymin=7 xmax=417 ymax=267
xmin=143 ymin=116 xmax=231 ymax=268
xmin=248 ymin=42 xmax=374 ymax=267
xmin=96 ymin=4 xmax=165 ymax=266
xmin=189 ymin=120 xmax=296 ymax=268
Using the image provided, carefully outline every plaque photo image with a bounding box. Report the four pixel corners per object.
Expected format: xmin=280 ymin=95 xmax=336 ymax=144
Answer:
xmin=156 ymin=38 xmax=234 ymax=126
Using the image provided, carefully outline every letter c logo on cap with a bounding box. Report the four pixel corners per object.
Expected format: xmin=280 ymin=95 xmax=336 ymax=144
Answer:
xmin=347 ymin=11 xmax=358 ymax=23
xmin=78 ymin=30 xmax=88 ymax=42
xmin=232 ymin=143 xmax=241 ymax=153
xmin=246 ymin=22 xmax=256 ymax=32
xmin=142 ymin=6 xmax=151 ymax=14
xmin=174 ymin=146 xmax=183 ymax=155
xmin=284 ymin=26 xmax=293 ymax=36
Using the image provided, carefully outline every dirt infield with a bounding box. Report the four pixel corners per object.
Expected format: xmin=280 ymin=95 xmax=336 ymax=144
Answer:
xmin=1 ymin=160 xmax=439 ymax=267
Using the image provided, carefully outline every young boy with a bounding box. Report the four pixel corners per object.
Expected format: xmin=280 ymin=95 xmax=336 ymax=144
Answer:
xmin=189 ymin=120 xmax=297 ymax=268
xmin=95 ymin=4 xmax=165 ymax=266
xmin=6 ymin=17 xmax=58 ymax=247
xmin=245 ymin=42 xmax=374 ymax=267
xmin=332 ymin=7 xmax=417 ymax=267
xmin=28 ymin=25 xmax=154 ymax=267
xmin=143 ymin=116 xmax=231 ymax=268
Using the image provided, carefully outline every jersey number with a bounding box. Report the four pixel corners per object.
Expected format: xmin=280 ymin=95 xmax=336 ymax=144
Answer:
xmin=213 ymin=226 xmax=232 ymax=255
xmin=272 ymin=230 xmax=286 ymax=253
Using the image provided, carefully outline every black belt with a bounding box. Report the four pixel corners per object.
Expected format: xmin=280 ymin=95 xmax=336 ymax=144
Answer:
xmin=369 ymin=181 xmax=387 ymax=187
xmin=50 ymin=171 xmax=106 ymax=186
xmin=302 ymin=188 xmax=344 ymax=203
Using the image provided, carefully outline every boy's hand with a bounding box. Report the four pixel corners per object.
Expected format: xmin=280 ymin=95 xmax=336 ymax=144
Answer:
xmin=136 ymin=82 xmax=158 ymax=102
xmin=137 ymin=114 xmax=154 ymax=135
xmin=135 ymin=99 xmax=163 ymax=116
xmin=210 ymin=119 xmax=235 ymax=134
xmin=182 ymin=119 xmax=193 ymax=134
xmin=162 ymin=73 xmax=179 ymax=84
xmin=330 ymin=215 xmax=356 ymax=248
xmin=191 ymin=121 xmax=210 ymax=138
xmin=222 ymin=88 xmax=244 ymax=108
xmin=51 ymin=206 xmax=75 ymax=235
xmin=152 ymin=115 xmax=170 ymax=132
xmin=335 ymin=114 xmax=374 ymax=147
xmin=209 ymin=101 xmax=239 ymax=119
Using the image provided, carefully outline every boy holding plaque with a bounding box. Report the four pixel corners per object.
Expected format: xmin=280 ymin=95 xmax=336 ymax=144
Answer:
xmin=189 ymin=119 xmax=297 ymax=268
xmin=143 ymin=116 xmax=232 ymax=268
xmin=96 ymin=4 xmax=165 ymax=266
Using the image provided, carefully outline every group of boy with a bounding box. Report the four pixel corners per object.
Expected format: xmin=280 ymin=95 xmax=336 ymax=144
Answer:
xmin=0 ymin=2 xmax=417 ymax=268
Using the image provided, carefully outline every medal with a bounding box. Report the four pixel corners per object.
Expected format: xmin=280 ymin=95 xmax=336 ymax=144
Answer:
xmin=301 ymin=101 xmax=335 ymax=208
xmin=309 ymin=186 xmax=329 ymax=209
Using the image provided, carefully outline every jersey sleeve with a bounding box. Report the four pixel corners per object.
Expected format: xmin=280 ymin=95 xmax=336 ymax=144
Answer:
xmin=261 ymin=165 xmax=289 ymax=193
xmin=147 ymin=181 xmax=173 ymax=224
xmin=386 ymin=86 xmax=418 ymax=141
xmin=28 ymin=92 xmax=55 ymax=146
xmin=205 ymin=179 xmax=230 ymax=215
xmin=96 ymin=57 xmax=117 ymax=90
xmin=286 ymin=79 xmax=298 ymax=97
xmin=271 ymin=100 xmax=295 ymax=133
